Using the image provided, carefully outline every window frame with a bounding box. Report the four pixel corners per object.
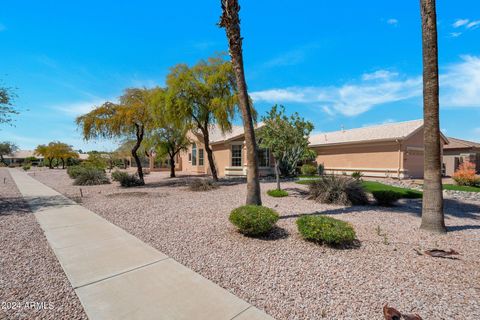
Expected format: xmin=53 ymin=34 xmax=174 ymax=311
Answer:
xmin=191 ymin=143 xmax=197 ymax=166
xmin=199 ymin=149 xmax=204 ymax=166
xmin=231 ymin=144 xmax=243 ymax=167
xmin=258 ymin=148 xmax=270 ymax=167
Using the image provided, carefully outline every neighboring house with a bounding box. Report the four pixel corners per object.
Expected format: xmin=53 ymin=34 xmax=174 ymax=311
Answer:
xmin=178 ymin=124 xmax=274 ymax=177
xmin=309 ymin=119 xmax=449 ymax=179
xmin=2 ymin=150 xmax=43 ymax=165
xmin=443 ymin=137 xmax=480 ymax=176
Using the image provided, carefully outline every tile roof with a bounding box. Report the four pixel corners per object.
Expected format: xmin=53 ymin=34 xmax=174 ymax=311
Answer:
xmin=208 ymin=123 xmax=265 ymax=144
xmin=309 ymin=119 xmax=424 ymax=146
xmin=444 ymin=137 xmax=480 ymax=149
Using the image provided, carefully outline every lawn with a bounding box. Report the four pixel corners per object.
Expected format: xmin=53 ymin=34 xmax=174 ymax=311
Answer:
xmin=443 ymin=184 xmax=480 ymax=192
xmin=296 ymin=178 xmax=423 ymax=199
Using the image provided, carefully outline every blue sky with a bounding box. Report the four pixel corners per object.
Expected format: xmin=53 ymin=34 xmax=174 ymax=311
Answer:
xmin=1 ymin=0 xmax=479 ymax=151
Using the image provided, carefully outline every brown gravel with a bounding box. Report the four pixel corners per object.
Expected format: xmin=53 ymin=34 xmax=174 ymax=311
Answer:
xmin=0 ymin=169 xmax=87 ymax=320
xmin=32 ymin=168 xmax=480 ymax=320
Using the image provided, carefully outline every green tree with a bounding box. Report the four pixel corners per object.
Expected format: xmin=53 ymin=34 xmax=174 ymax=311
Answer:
xmin=420 ymin=0 xmax=446 ymax=233
xmin=76 ymin=88 xmax=154 ymax=185
xmin=35 ymin=142 xmax=78 ymax=169
xmin=0 ymin=85 xmax=18 ymax=126
xmin=0 ymin=141 xmax=18 ymax=165
xmin=165 ymin=56 xmax=240 ymax=182
xmin=35 ymin=144 xmax=54 ymax=168
xmin=148 ymin=88 xmax=191 ymax=178
xmin=219 ymin=0 xmax=262 ymax=205
xmin=259 ymin=105 xmax=314 ymax=191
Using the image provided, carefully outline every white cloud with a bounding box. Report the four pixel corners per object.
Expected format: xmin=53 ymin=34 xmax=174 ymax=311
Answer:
xmin=450 ymin=32 xmax=462 ymax=38
xmin=52 ymin=99 xmax=112 ymax=117
xmin=362 ymin=70 xmax=399 ymax=81
xmin=466 ymin=20 xmax=480 ymax=29
xmin=387 ymin=19 xmax=398 ymax=26
xmin=441 ymin=55 xmax=480 ymax=108
xmin=251 ymin=55 xmax=480 ymax=117
xmin=453 ymin=19 xmax=469 ymax=28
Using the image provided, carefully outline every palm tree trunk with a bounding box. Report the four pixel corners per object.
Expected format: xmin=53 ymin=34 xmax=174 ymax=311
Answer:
xmin=220 ymin=0 xmax=262 ymax=205
xmin=420 ymin=0 xmax=446 ymax=233
xmin=132 ymin=124 xmax=145 ymax=185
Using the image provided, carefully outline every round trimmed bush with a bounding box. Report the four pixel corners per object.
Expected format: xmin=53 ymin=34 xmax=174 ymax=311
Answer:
xmin=229 ymin=205 xmax=279 ymax=236
xmin=301 ymin=164 xmax=317 ymax=176
xmin=371 ymin=190 xmax=402 ymax=206
xmin=267 ymin=189 xmax=288 ymax=197
xmin=296 ymin=215 xmax=356 ymax=245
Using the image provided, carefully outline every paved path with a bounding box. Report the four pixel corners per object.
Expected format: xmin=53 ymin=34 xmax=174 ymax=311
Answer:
xmin=9 ymin=169 xmax=273 ymax=320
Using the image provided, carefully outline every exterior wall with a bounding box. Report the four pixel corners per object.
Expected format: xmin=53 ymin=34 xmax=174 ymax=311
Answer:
xmin=443 ymin=148 xmax=480 ymax=176
xmin=313 ymin=141 xmax=405 ymax=178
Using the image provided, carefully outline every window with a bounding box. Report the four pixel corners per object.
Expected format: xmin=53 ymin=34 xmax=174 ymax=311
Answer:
xmin=258 ymin=148 xmax=270 ymax=167
xmin=192 ymin=143 xmax=197 ymax=166
xmin=231 ymin=144 xmax=242 ymax=167
xmin=188 ymin=153 xmax=192 ymax=162
xmin=199 ymin=149 xmax=204 ymax=166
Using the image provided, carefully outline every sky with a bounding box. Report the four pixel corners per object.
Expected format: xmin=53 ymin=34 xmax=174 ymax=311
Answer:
xmin=1 ymin=0 xmax=479 ymax=151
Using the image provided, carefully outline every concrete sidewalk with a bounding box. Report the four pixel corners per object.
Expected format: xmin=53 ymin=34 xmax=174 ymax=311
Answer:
xmin=9 ymin=169 xmax=273 ymax=320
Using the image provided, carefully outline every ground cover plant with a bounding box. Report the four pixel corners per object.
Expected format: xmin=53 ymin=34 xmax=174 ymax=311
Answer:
xmin=296 ymin=215 xmax=356 ymax=246
xmin=308 ymin=175 xmax=368 ymax=205
xmin=361 ymin=181 xmax=422 ymax=199
xmin=229 ymin=205 xmax=279 ymax=236
xmin=443 ymin=184 xmax=480 ymax=192
xmin=267 ymin=189 xmax=288 ymax=197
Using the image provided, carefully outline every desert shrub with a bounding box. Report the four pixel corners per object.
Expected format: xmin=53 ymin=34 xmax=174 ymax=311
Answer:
xmin=317 ymin=163 xmax=325 ymax=176
xmin=301 ymin=164 xmax=317 ymax=176
xmin=111 ymin=170 xmax=128 ymax=182
xmin=73 ymin=168 xmax=110 ymax=186
xmin=267 ymin=189 xmax=289 ymax=197
xmin=229 ymin=205 xmax=279 ymax=236
xmin=188 ymin=179 xmax=218 ymax=191
xmin=351 ymin=171 xmax=363 ymax=180
xmin=67 ymin=165 xmax=86 ymax=179
xmin=296 ymin=215 xmax=356 ymax=245
xmin=117 ymin=173 xmax=143 ymax=187
xmin=22 ymin=163 xmax=31 ymax=171
xmin=371 ymin=190 xmax=402 ymax=206
xmin=308 ymin=175 xmax=368 ymax=205
xmin=453 ymin=161 xmax=479 ymax=186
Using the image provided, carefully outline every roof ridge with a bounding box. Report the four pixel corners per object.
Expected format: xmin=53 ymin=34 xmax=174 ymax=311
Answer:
xmin=313 ymin=119 xmax=423 ymax=136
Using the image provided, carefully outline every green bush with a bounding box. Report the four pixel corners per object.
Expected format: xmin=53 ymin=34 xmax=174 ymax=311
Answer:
xmin=267 ymin=189 xmax=288 ymax=197
xmin=67 ymin=165 xmax=86 ymax=179
xmin=296 ymin=215 xmax=356 ymax=245
xmin=317 ymin=163 xmax=325 ymax=176
xmin=73 ymin=168 xmax=110 ymax=186
xmin=351 ymin=171 xmax=363 ymax=180
xmin=22 ymin=163 xmax=31 ymax=171
xmin=301 ymin=164 xmax=317 ymax=177
xmin=111 ymin=170 xmax=143 ymax=187
xmin=308 ymin=175 xmax=368 ymax=206
xmin=188 ymin=179 xmax=218 ymax=191
xmin=371 ymin=190 xmax=402 ymax=206
xmin=229 ymin=205 xmax=280 ymax=236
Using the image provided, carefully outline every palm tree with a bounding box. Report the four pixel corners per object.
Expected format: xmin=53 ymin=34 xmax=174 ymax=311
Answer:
xmin=219 ymin=0 xmax=262 ymax=205
xmin=419 ymin=0 xmax=446 ymax=233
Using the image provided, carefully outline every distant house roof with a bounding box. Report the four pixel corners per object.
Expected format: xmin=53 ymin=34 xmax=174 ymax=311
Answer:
xmin=3 ymin=150 xmax=42 ymax=159
xmin=309 ymin=119 xmax=430 ymax=147
xmin=207 ymin=123 xmax=265 ymax=145
xmin=444 ymin=137 xmax=480 ymax=150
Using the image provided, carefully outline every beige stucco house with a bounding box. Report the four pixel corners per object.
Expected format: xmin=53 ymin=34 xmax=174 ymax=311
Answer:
xmin=309 ymin=119 xmax=448 ymax=179
xmin=443 ymin=137 xmax=480 ymax=176
xmin=158 ymin=119 xmax=448 ymax=179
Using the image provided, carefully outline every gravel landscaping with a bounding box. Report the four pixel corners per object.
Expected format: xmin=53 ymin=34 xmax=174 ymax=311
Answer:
xmin=0 ymin=169 xmax=87 ymax=320
xmin=30 ymin=168 xmax=480 ymax=319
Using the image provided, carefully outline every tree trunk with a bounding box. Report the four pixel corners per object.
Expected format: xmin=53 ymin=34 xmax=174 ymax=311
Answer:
xmin=169 ymin=154 xmax=176 ymax=178
xmin=0 ymin=155 xmax=6 ymax=166
xmin=48 ymin=158 xmax=53 ymax=169
xmin=220 ymin=0 xmax=262 ymax=205
xmin=274 ymin=157 xmax=281 ymax=191
xmin=132 ymin=124 xmax=145 ymax=185
xmin=420 ymin=0 xmax=446 ymax=233
xmin=61 ymin=158 xmax=65 ymax=169
xmin=200 ymin=126 xmax=219 ymax=181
